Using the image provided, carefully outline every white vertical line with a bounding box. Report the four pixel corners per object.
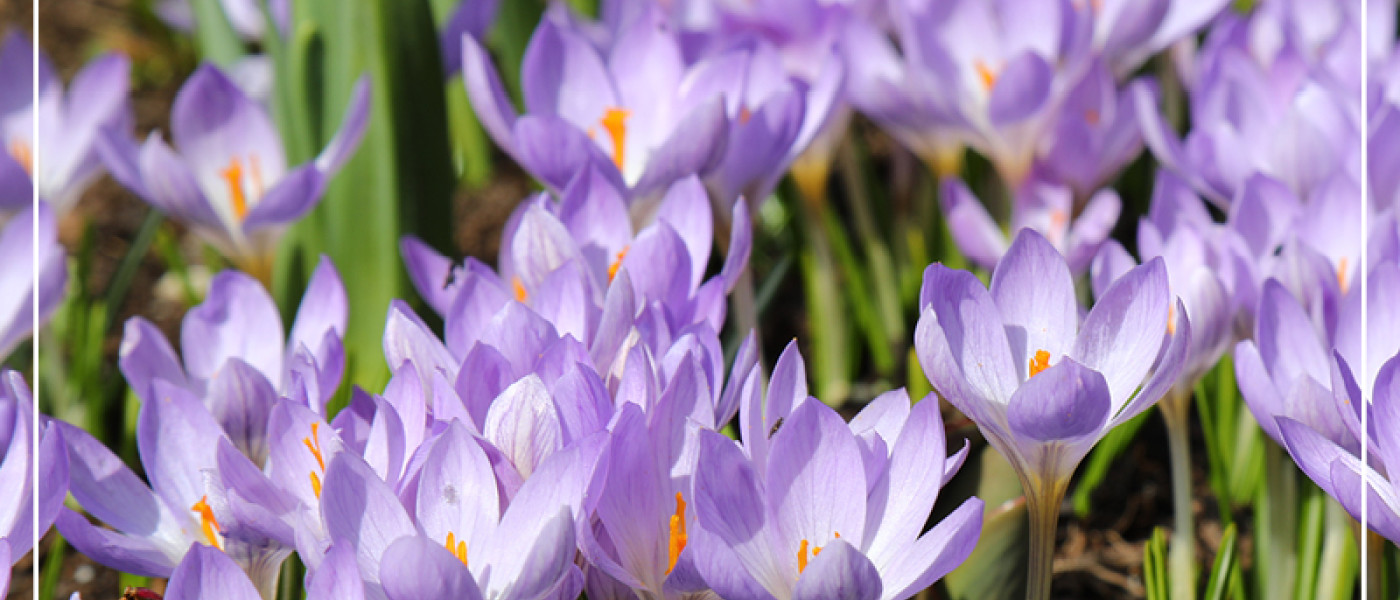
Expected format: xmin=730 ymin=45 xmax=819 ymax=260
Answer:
xmin=29 ymin=0 xmax=40 ymax=597
xmin=1360 ymin=0 xmax=1370 ymax=597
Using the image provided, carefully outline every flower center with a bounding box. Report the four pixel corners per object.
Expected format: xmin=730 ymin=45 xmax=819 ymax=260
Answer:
xmin=445 ymin=531 xmax=469 ymax=566
xmin=190 ymin=495 xmax=223 ymax=550
xmin=599 ymin=107 xmax=631 ymax=172
xmin=608 ymin=246 xmax=630 ymax=283
xmin=219 ymin=156 xmax=265 ymax=221
xmin=1337 ymin=257 xmax=1350 ymax=295
xmin=666 ymin=492 xmax=687 ymax=575
xmin=796 ymin=532 xmax=839 ymax=574
xmin=8 ymin=139 xmax=32 ymax=176
xmin=512 ymin=275 xmax=529 ymax=303
xmin=303 ymin=422 xmax=327 ymax=499
xmin=974 ymin=60 xmax=999 ymax=91
xmin=1028 ymin=349 xmax=1051 ymax=378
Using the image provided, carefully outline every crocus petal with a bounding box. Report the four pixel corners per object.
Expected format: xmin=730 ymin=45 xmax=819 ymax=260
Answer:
xmin=879 ymin=497 xmax=984 ymax=599
xmin=306 ymin=543 xmax=367 ymax=600
xmin=941 ymin=177 xmax=1008 ymax=269
xmin=314 ymin=76 xmax=372 ymax=174
xmin=991 ymin=229 xmax=1078 ymax=376
xmin=400 ymin=236 xmax=460 ymax=317
xmin=692 ymin=430 xmax=784 ymax=593
xmin=54 ymin=509 xmax=177 ymax=577
xmin=380 ymin=536 xmax=484 ymax=600
xmin=415 ymin=421 xmax=500 ymax=555
xmin=118 ymin=317 xmax=188 ymax=402
xmin=287 ymin=256 xmax=348 ymax=369
xmin=181 ymin=270 xmax=285 ymax=387
xmin=520 ymin=19 xmax=618 ymax=126
xmin=205 ymin=359 xmax=278 ymax=465
xmin=1007 ymin=357 xmax=1112 ymax=443
xmin=1071 ymin=258 xmax=1169 ymax=405
xmin=138 ymin=382 xmax=228 ymax=516
xmin=917 ymin=265 xmax=1019 ymax=407
xmin=988 ymin=51 xmax=1053 ymax=126
xmin=240 ymin=164 xmax=327 ymax=231
xmin=136 ymin=134 xmax=224 ymax=230
xmin=792 ymin=539 xmax=882 ymax=600
xmin=1090 ymin=240 xmax=1136 ymax=302
xmin=165 ymin=544 xmax=262 ymax=600
xmin=320 ymin=453 xmax=418 ymax=594
xmin=461 ymin=35 xmax=520 ymax=156
xmin=631 ymin=96 xmax=729 ymax=198
xmin=514 ymin=114 xmax=620 ymax=191
xmin=767 ymin=401 xmax=868 ymax=551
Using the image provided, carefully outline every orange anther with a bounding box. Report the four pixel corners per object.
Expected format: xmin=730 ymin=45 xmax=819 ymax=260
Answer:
xmin=599 ymin=107 xmax=631 ymax=171
xmin=1337 ymin=257 xmax=1350 ymax=295
xmin=221 ymin=158 xmax=249 ymax=220
xmin=8 ymin=140 xmax=32 ymax=176
xmin=975 ymin=60 xmax=999 ymax=91
xmin=446 ymin=532 xmax=468 ymax=566
xmin=512 ymin=275 xmax=529 ymax=303
xmin=1029 ymin=350 xmax=1052 ymax=378
xmin=608 ymin=246 xmax=630 ymax=283
xmin=667 ymin=493 xmax=688 ymax=575
xmin=191 ymin=496 xmax=223 ymax=550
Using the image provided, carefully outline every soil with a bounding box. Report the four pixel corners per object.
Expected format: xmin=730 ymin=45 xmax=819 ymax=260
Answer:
xmin=20 ymin=1 xmax=1235 ymax=599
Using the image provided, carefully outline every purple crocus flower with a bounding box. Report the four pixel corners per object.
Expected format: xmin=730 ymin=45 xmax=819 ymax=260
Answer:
xmin=939 ymin=175 xmax=1121 ymax=276
xmin=119 ymin=257 xmax=347 ymax=444
xmin=55 ymin=382 xmax=291 ymax=598
xmin=0 ymin=372 xmax=67 ymax=597
xmin=24 ymin=38 xmax=134 ymax=213
xmin=1085 ymin=0 xmax=1229 ymax=78
xmin=1033 ymin=60 xmax=1148 ymax=200
xmin=441 ymin=0 xmax=502 ymax=74
xmin=688 ymin=394 xmax=983 ymax=600
xmin=0 ymin=204 xmax=67 ymax=362
xmin=462 ymin=8 xmax=729 ymax=201
xmin=915 ymin=228 xmax=1188 ymax=596
xmin=99 ymin=64 xmax=370 ymax=275
xmin=1274 ymin=343 xmax=1400 ymax=545
xmin=1135 ymin=3 xmax=1359 ymax=207
xmin=843 ymin=0 xmax=1091 ymax=183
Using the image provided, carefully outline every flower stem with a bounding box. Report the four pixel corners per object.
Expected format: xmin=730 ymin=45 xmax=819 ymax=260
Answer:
xmin=1024 ymin=477 xmax=1070 ymax=600
xmin=1160 ymin=388 xmax=1197 ymax=600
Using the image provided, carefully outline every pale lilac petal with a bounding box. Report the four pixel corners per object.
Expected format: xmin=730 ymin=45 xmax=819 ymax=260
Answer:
xmin=181 ymin=270 xmax=284 ymax=387
xmin=380 ymin=536 xmax=483 ymax=600
xmin=1071 ymin=258 xmax=1170 ymax=405
xmin=165 ymin=544 xmax=262 ymax=600
xmin=792 ymin=539 xmax=881 ymax=600
xmin=991 ymin=229 xmax=1078 ymax=377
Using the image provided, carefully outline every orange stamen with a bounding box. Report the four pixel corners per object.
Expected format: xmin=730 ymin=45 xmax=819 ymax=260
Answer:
xmin=512 ymin=275 xmax=529 ymax=303
xmin=309 ymin=471 xmax=322 ymax=499
xmin=608 ymin=246 xmax=630 ymax=283
xmin=1029 ymin=349 xmax=1051 ymax=378
xmin=1337 ymin=257 xmax=1350 ymax=294
xmin=1167 ymin=303 xmax=1177 ymax=336
xmin=8 ymin=140 xmax=32 ymax=176
xmin=304 ymin=423 xmax=326 ymax=498
xmin=974 ymin=60 xmax=999 ymax=91
xmin=599 ymin=107 xmax=631 ymax=171
xmin=191 ymin=496 xmax=223 ymax=550
xmin=739 ymin=106 xmax=753 ymax=125
xmin=797 ymin=539 xmax=810 ymax=573
xmin=445 ymin=532 xmax=468 ymax=566
xmin=221 ymin=158 xmax=249 ymax=220
xmin=1084 ymin=109 xmax=1101 ymax=125
xmin=666 ymin=493 xmax=688 ymax=575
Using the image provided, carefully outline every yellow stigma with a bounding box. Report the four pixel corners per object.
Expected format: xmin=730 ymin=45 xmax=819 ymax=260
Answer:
xmin=303 ymin=423 xmax=326 ymax=498
xmin=1337 ymin=257 xmax=1350 ymax=294
xmin=512 ymin=275 xmax=529 ymax=303
xmin=666 ymin=492 xmax=688 ymax=575
xmin=796 ymin=532 xmax=838 ymax=575
xmin=1029 ymin=350 xmax=1051 ymax=378
xmin=599 ymin=107 xmax=631 ymax=171
xmin=8 ymin=139 xmax=32 ymax=176
xmin=608 ymin=246 xmax=629 ymax=283
xmin=974 ymin=60 xmax=999 ymax=91
xmin=445 ymin=532 xmax=468 ymax=566
xmin=221 ymin=158 xmax=249 ymax=220
xmin=191 ymin=496 xmax=223 ymax=550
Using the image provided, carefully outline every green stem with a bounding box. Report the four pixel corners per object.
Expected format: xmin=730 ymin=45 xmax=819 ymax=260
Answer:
xmin=1160 ymin=388 xmax=1197 ymax=600
xmin=1257 ymin=443 xmax=1298 ymax=599
xmin=1313 ymin=500 xmax=1357 ymax=600
xmin=793 ymin=187 xmax=851 ymax=404
xmin=837 ymin=140 xmax=905 ymax=362
xmin=1023 ymin=476 xmax=1069 ymax=600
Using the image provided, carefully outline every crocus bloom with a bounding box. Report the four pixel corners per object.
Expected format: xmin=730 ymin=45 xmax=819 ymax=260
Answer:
xmin=939 ymin=175 xmax=1120 ymax=276
xmin=843 ymin=0 xmax=1090 ymax=183
xmin=1135 ymin=4 xmax=1359 ymax=207
xmin=0 ymin=204 xmax=66 ymax=362
xmin=463 ymin=9 xmax=729 ymax=201
xmin=1033 ymin=60 xmax=1148 ymax=200
xmin=914 ymin=228 xmax=1187 ymax=597
xmin=1084 ymin=0 xmax=1229 ymax=79
xmin=1276 ymin=347 xmax=1400 ymax=545
xmin=56 ymin=382 xmax=291 ymax=598
xmin=99 ymin=64 xmax=370 ymax=276
xmin=0 ymin=372 xmax=67 ymax=597
xmin=35 ymin=44 xmax=133 ymax=213
xmin=441 ymin=0 xmax=502 ymax=74
xmin=119 ymin=257 xmax=347 ymax=437
xmin=688 ymin=394 xmax=983 ymax=600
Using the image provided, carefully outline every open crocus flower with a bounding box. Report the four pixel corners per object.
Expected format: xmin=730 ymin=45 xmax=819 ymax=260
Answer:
xmin=1033 ymin=60 xmax=1148 ymax=201
xmin=844 ymin=0 xmax=1089 ymax=182
xmin=34 ymin=43 xmax=132 ymax=213
xmin=1 ymin=204 xmax=67 ymax=362
xmin=99 ymin=64 xmax=370 ymax=278
xmin=1 ymin=372 xmax=68 ymax=597
xmin=939 ymin=175 xmax=1120 ymax=276
xmin=56 ymin=383 xmax=292 ymax=599
xmin=688 ymin=394 xmax=983 ymax=600
xmin=1135 ymin=4 xmax=1359 ymax=208
xmin=462 ymin=7 xmax=730 ymax=202
xmin=915 ymin=228 xmax=1187 ymax=597
xmin=118 ymin=258 xmax=346 ymax=460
